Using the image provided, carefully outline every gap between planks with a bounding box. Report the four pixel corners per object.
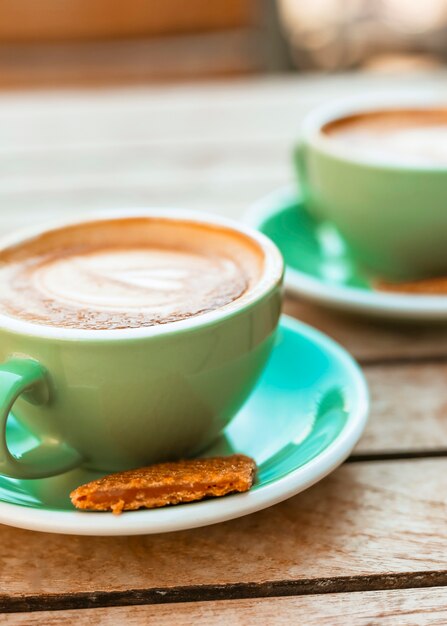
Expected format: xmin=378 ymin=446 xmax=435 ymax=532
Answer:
xmin=1 ymin=459 xmax=447 ymax=610
xmin=359 ymin=354 xmax=447 ymax=368
xmin=2 ymin=571 xmax=447 ymax=614
xmin=348 ymin=450 xmax=447 ymax=462
xmin=6 ymin=588 xmax=447 ymax=625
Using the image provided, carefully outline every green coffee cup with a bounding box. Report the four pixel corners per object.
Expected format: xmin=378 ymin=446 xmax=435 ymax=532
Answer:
xmin=294 ymin=97 xmax=447 ymax=280
xmin=0 ymin=211 xmax=283 ymax=479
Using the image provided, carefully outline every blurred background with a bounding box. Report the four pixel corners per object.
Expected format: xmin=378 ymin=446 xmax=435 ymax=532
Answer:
xmin=0 ymin=0 xmax=446 ymax=86
xmin=0 ymin=0 xmax=446 ymax=232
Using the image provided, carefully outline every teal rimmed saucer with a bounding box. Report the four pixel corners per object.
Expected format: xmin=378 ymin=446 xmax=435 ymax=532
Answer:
xmin=0 ymin=316 xmax=368 ymax=536
xmin=247 ymin=187 xmax=447 ymax=320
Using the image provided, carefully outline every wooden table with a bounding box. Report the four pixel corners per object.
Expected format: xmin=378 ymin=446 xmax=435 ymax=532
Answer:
xmin=2 ymin=72 xmax=447 ymax=625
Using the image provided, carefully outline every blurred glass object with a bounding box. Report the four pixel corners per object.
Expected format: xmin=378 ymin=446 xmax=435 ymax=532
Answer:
xmin=278 ymin=0 xmax=447 ymax=71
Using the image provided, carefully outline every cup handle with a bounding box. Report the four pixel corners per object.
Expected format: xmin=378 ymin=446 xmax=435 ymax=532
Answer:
xmin=0 ymin=358 xmax=83 ymax=479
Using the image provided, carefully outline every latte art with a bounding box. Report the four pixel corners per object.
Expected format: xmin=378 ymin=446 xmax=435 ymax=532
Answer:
xmin=323 ymin=108 xmax=447 ymax=166
xmin=34 ymin=249 xmax=245 ymax=314
xmin=0 ymin=218 xmax=264 ymax=330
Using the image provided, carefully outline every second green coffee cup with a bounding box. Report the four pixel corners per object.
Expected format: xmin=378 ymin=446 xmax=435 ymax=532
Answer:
xmin=295 ymin=98 xmax=447 ymax=281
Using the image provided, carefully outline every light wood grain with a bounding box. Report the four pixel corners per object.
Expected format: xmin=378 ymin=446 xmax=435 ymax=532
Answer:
xmin=0 ymin=73 xmax=444 ymax=219
xmin=357 ymin=363 xmax=447 ymax=453
xmin=6 ymin=588 xmax=447 ymax=625
xmin=0 ymin=73 xmax=443 ymax=146
xmin=284 ymin=300 xmax=447 ymax=362
xmin=1 ymin=459 xmax=447 ymax=604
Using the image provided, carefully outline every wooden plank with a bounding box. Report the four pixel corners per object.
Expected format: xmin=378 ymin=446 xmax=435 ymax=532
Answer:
xmin=0 ymin=137 xmax=289 ymax=177
xmin=5 ymin=588 xmax=447 ymax=625
xmin=0 ymin=73 xmax=444 ymax=148
xmin=0 ymin=75 xmax=445 ymax=245
xmin=0 ymin=75 xmax=444 ymax=223
xmin=0 ymin=146 xmax=287 ymax=192
xmin=0 ymin=176 xmax=289 ymax=230
xmin=0 ymin=94 xmax=303 ymax=148
xmin=284 ymin=299 xmax=447 ymax=362
xmin=1 ymin=459 xmax=447 ymax=609
xmin=357 ymin=363 xmax=447 ymax=453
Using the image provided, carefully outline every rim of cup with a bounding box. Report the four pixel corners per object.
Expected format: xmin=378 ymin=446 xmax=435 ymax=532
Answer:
xmin=300 ymin=92 xmax=447 ymax=171
xmin=0 ymin=209 xmax=284 ymax=341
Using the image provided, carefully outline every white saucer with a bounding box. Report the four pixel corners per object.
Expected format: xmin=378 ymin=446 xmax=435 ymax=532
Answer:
xmin=0 ymin=316 xmax=368 ymax=536
xmin=246 ymin=187 xmax=447 ymax=321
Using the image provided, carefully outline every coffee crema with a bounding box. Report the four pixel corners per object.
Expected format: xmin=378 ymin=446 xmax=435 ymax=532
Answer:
xmin=0 ymin=218 xmax=264 ymax=330
xmin=322 ymin=108 xmax=447 ymax=165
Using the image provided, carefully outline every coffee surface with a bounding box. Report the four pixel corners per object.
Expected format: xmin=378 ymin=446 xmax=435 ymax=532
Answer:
xmin=323 ymin=109 xmax=447 ymax=165
xmin=0 ymin=218 xmax=263 ymax=330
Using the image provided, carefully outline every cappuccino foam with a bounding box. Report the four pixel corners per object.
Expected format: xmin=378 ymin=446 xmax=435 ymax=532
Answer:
xmin=0 ymin=218 xmax=264 ymax=330
xmin=323 ymin=109 xmax=447 ymax=166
